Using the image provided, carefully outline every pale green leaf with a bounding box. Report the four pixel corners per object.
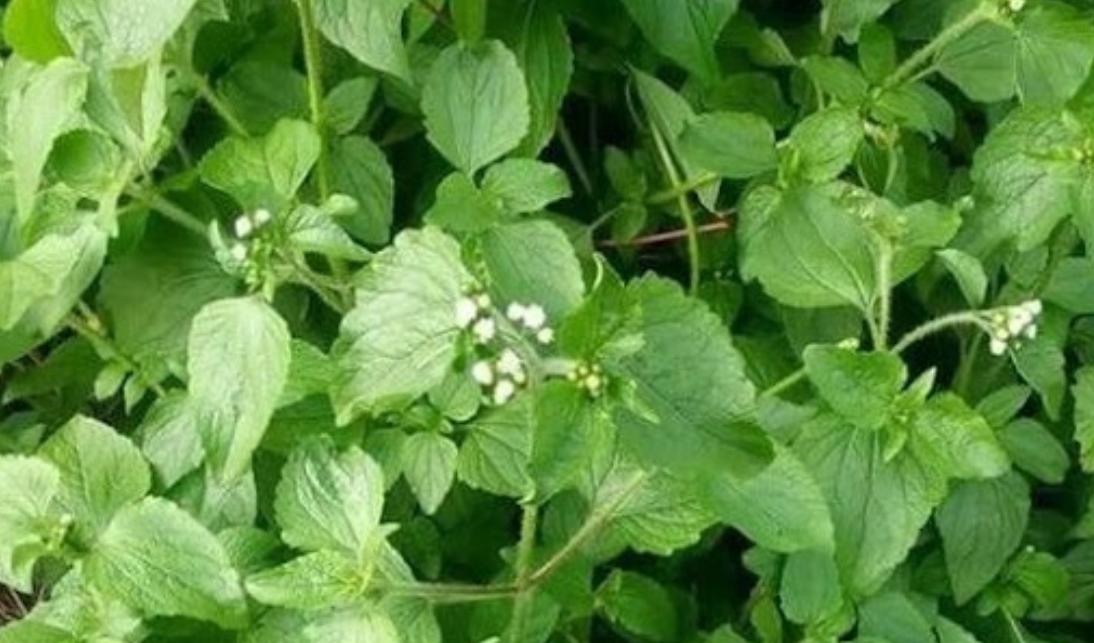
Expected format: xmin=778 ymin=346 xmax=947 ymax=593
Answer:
xmin=3 ymin=0 xmax=71 ymax=63
xmin=481 ymin=219 xmax=584 ymax=321
xmin=597 ymin=570 xmax=677 ymax=643
xmin=139 ymin=393 xmax=205 ymax=488
xmin=329 ymin=135 xmax=394 ymax=245
xmin=999 ymin=418 xmax=1069 ymax=484
xmin=402 ymin=432 xmax=458 ymax=515
xmin=56 ymin=0 xmax=197 ymax=67
xmin=803 ymin=345 xmax=906 ymax=431
xmin=246 ymin=550 xmax=367 ymax=611
xmin=937 ymin=249 xmax=988 ymax=306
xmin=1072 ymin=366 xmax=1094 ymax=472
xmin=0 ymin=456 xmax=61 ymax=592
xmin=457 ymin=396 xmax=534 ymax=499
xmin=678 ymin=112 xmax=778 ymax=179
xmin=313 ymin=0 xmax=413 ymax=81
xmin=481 ymin=160 xmax=571 ymax=214
xmin=909 ymin=393 xmax=1010 ymax=480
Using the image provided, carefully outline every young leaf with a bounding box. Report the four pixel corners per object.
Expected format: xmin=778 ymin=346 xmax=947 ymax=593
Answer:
xmin=785 ymin=107 xmax=864 ymax=183
xmin=937 ymin=249 xmax=988 ymax=306
xmin=84 ymin=497 xmax=248 ymax=629
xmin=421 ymin=40 xmax=530 ymax=175
xmin=274 ymin=437 xmax=385 ymax=559
xmin=1012 ymin=336 xmax=1066 ymax=421
xmin=936 ymin=472 xmax=1030 ymax=605
xmin=139 ymin=393 xmax=205 ymax=488
xmin=821 ymin=0 xmax=899 ymax=42
xmin=188 ymin=297 xmax=291 ymax=481
xmin=908 ymin=393 xmax=1010 ymax=481
xmin=312 ymin=0 xmax=413 ymax=82
xmin=37 ymin=415 xmax=150 ymax=545
xmin=531 ymin=382 xmax=613 ymax=502
xmin=619 ymin=0 xmax=738 ymax=83
xmin=481 ymin=160 xmax=572 ymax=214
xmin=779 ymin=549 xmax=844 ymax=625
xmin=803 ymin=345 xmax=906 ymax=431
xmin=401 ymin=432 xmax=458 ymax=515
xmin=0 ymin=456 xmax=61 ymax=592
xmin=332 ymin=227 xmax=470 ymax=423
xmin=245 ymin=550 xmax=367 ymax=611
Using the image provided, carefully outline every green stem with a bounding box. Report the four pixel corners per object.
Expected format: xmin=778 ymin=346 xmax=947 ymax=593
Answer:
xmin=295 ymin=0 xmax=332 ymax=200
xmin=760 ymin=367 xmax=807 ymax=398
xmin=379 ymin=581 xmax=518 ymax=604
xmin=557 ymin=119 xmax=594 ymax=197
xmin=508 ymin=504 xmax=540 ymax=640
xmin=875 ymin=242 xmax=894 ymax=350
xmin=190 ymin=72 xmax=248 ymax=137
xmin=66 ymin=311 xmax=166 ymax=398
xmin=881 ymin=3 xmax=994 ymax=89
xmin=124 ymin=187 xmax=207 ymax=236
xmin=649 ymin=122 xmax=701 ymax=295
xmin=646 ymin=172 xmax=720 ymax=206
xmin=891 ymin=311 xmax=991 ymax=354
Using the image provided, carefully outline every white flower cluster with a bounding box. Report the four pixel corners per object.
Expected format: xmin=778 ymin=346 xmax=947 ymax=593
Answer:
xmin=567 ymin=361 xmax=605 ymax=398
xmin=455 ymin=292 xmax=497 ymax=344
xmin=471 ymin=348 xmax=527 ymax=405
xmin=229 ymin=208 xmax=273 ymax=262
xmin=988 ymin=300 xmax=1042 ymax=355
xmin=506 ymin=302 xmax=554 ymax=345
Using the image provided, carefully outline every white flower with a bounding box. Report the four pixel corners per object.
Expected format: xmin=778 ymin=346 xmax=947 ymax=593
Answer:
xmin=1025 ymin=324 xmax=1037 ymax=340
xmin=230 ymin=243 xmax=248 ymax=262
xmin=1008 ymin=0 xmax=1025 ymax=11
xmin=1024 ymin=299 xmax=1043 ymax=315
xmin=522 ymin=304 xmax=547 ymax=330
xmin=476 ymin=293 xmax=492 ymax=310
xmin=471 ymin=361 xmax=494 ymax=386
xmin=455 ymin=298 xmax=478 ymax=328
xmin=1007 ymin=309 xmax=1031 ymax=336
xmin=506 ymin=302 xmax=527 ymax=321
xmin=585 ymin=374 xmax=603 ymax=395
xmin=496 ymin=349 xmax=523 ymax=377
xmin=253 ymin=208 xmax=272 ymax=226
xmin=472 ymin=317 xmax=496 ymax=343
xmin=233 ymin=216 xmax=253 ymax=238
xmin=536 ymin=328 xmax=554 ymax=345
xmin=989 ymin=337 xmax=1008 ymax=356
xmin=493 ymin=378 xmax=516 ymax=405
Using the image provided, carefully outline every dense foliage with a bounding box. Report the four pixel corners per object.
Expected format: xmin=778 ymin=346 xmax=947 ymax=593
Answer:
xmin=2 ymin=0 xmax=1094 ymax=641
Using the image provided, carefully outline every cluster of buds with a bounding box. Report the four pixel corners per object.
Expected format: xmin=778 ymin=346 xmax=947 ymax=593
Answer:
xmin=506 ymin=302 xmax=554 ymax=345
xmin=999 ymin=0 xmax=1024 ymax=15
xmin=567 ymin=360 xmax=605 ymax=398
xmin=470 ymin=348 xmax=527 ymax=405
xmin=455 ymin=290 xmax=497 ymax=345
xmin=988 ymin=300 xmax=1042 ymax=356
xmin=228 ymin=208 xmax=273 ymax=262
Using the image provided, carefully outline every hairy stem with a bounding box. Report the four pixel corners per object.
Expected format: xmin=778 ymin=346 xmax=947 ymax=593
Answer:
xmin=646 ymin=172 xmax=720 ymax=206
xmin=508 ymin=504 xmax=540 ymax=639
xmin=190 ymin=72 xmax=248 ymax=137
xmin=760 ymin=367 xmax=807 ymax=398
xmin=124 ymin=187 xmax=207 ymax=236
xmin=891 ymin=310 xmax=991 ymax=354
xmin=881 ymin=3 xmax=994 ymax=89
xmin=295 ymin=0 xmax=332 ymax=200
xmin=649 ymin=122 xmax=701 ymax=295
xmin=875 ymin=242 xmax=894 ymax=350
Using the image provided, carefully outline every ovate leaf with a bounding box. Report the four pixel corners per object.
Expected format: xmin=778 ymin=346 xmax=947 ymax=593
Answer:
xmin=245 ymin=550 xmax=367 ymax=611
xmin=480 ymin=220 xmax=585 ymax=321
xmin=312 ymin=0 xmax=413 ymax=81
xmin=37 ymin=416 xmax=150 ymax=545
xmin=274 ymin=437 xmax=385 ymax=559
xmin=457 ymin=396 xmax=534 ymax=499
xmin=421 ymin=41 xmax=530 ymax=174
xmin=332 ymin=227 xmax=470 ymax=423
xmin=85 ymin=498 xmax=247 ymax=629
xmin=803 ymin=345 xmax=906 ymax=431
xmin=0 ymin=456 xmax=61 ymax=592
xmin=56 ymin=0 xmax=197 ymax=67
xmin=678 ymin=112 xmax=778 ymax=179
xmin=401 ymin=432 xmax=458 ymax=515
xmin=188 ymin=297 xmax=291 ymax=481
xmin=482 ymin=160 xmax=572 ymax=214
xmin=619 ymin=0 xmax=738 ymax=83
xmin=909 ymin=393 xmax=1010 ymax=481
xmin=596 ymin=570 xmax=678 ymax=643
xmin=329 ymin=136 xmax=394 ymax=245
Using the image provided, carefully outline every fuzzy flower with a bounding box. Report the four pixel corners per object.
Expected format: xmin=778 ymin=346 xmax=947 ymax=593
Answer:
xmin=522 ymin=304 xmax=547 ymax=331
xmin=536 ymin=328 xmax=554 ymax=345
xmin=506 ymin=302 xmax=527 ymax=322
xmin=493 ymin=378 xmax=516 ymax=405
xmin=455 ymin=297 xmax=479 ymax=328
xmin=253 ymin=208 xmax=272 ymax=226
xmin=230 ymin=243 xmax=248 ymax=262
xmin=986 ymin=299 xmax=1042 ymax=356
xmin=234 ymin=216 xmax=253 ymax=238
xmin=471 ymin=361 xmax=494 ymax=386
xmin=472 ymin=317 xmax=497 ymax=344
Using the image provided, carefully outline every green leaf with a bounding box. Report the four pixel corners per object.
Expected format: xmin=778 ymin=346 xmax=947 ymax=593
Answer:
xmin=531 ymin=382 xmax=613 ymax=502
xmin=424 ymin=172 xmax=505 ymax=233
xmin=614 ymin=276 xmax=772 ymax=479
xmin=274 ymin=437 xmax=385 ymax=559
xmin=1072 ymin=366 xmax=1094 ymax=472
xmin=481 ymin=220 xmax=585 ymax=321
xmin=199 ymin=119 xmax=320 ymax=211
xmin=785 ymin=107 xmax=864 ymax=183
xmin=188 ymin=296 xmax=291 ymax=481
xmin=312 ymin=0 xmax=413 ymax=81
xmin=500 ymin=0 xmax=573 ymax=157
xmin=597 ymin=570 xmax=678 ymax=643
xmin=3 ymin=0 xmax=71 ymax=63
xmin=803 ymin=346 xmax=906 ymax=431
xmin=1044 ymin=257 xmax=1094 ymax=314
xmin=421 ymin=40 xmax=530 ymax=174
xmin=678 ymin=112 xmax=778 ymax=179
xmin=84 ymin=497 xmax=247 ymax=629
xmin=1012 ymin=336 xmax=1066 ymax=421
xmin=858 ymin=591 xmax=934 ymax=643
xmin=481 ymin=160 xmax=572 ymax=214
xmin=822 ymin=0 xmax=898 ymax=42
xmin=779 ymin=549 xmax=844 ymax=625
xmin=37 ymin=416 xmax=150 ymax=545
xmin=619 ymin=0 xmax=738 ymax=82
xmin=909 ymin=393 xmax=1010 ymax=481
xmin=245 ymin=550 xmax=368 ymax=611
xmin=0 ymin=456 xmax=61 ymax=592
xmin=937 ymin=249 xmax=988 ymax=306
xmin=451 ymin=0 xmax=486 ymax=42
xmin=324 ymin=77 xmax=378 ymax=136
xmin=457 ymin=396 xmax=534 ymax=499
xmin=975 ymin=385 xmax=1032 ymax=429
xmin=329 ymin=136 xmax=394 ymax=245
xmin=936 ymin=472 xmax=1030 ymax=604
xmin=999 ymin=418 xmax=1069 ymax=484
xmin=701 ymin=444 xmax=834 ymax=553
xmin=285 ymin=201 xmax=372 ymax=262
xmin=139 ymin=393 xmax=205 ymax=488
xmin=0 ymin=227 xmax=105 ymax=332
xmin=795 ymin=414 xmax=948 ymax=596
xmin=10 ymin=57 xmax=88 ymax=222
xmin=739 ymin=185 xmax=876 ymax=310
xmin=802 ymin=56 xmax=869 ymax=103
xmin=332 ymin=227 xmax=470 ymax=423
xmin=401 ymin=432 xmax=458 ymax=515
xmin=99 ymin=220 xmax=236 ymax=376
xmin=56 ymin=0 xmax=197 ymax=67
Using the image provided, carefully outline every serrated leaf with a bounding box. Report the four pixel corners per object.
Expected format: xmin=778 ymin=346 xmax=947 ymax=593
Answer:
xmin=531 ymin=382 xmax=614 ymax=502
xmin=332 ymin=227 xmax=470 ymax=423
xmin=312 ymin=0 xmax=413 ymax=81
xmin=329 ymin=135 xmax=394 ymax=245
xmin=779 ymin=549 xmax=844 ymax=625
xmin=402 ymin=432 xmax=458 ymax=515
xmin=188 ymin=296 xmax=291 ymax=481
xmin=37 ymin=415 xmax=150 ymax=545
xmin=909 ymin=393 xmax=1010 ymax=480
xmin=55 ymin=0 xmax=197 ymax=67
xmin=84 ymin=497 xmax=247 ymax=629
xmin=999 ymin=418 xmax=1068 ymax=483
xmin=457 ymin=397 xmax=533 ymax=499
xmin=0 ymin=456 xmax=61 ymax=592
xmin=274 ymin=437 xmax=385 ymax=559
xmin=245 ymin=550 xmax=367 ymax=611
xmin=619 ymin=0 xmax=738 ymax=83
xmin=678 ymin=111 xmax=778 ymax=179
xmin=803 ymin=346 xmax=906 ymax=431
xmin=597 ymin=570 xmax=677 ymax=642
xmin=481 ymin=219 xmax=584 ymax=321
xmin=937 ymin=249 xmax=987 ymax=306
xmin=481 ymin=160 xmax=571 ymax=214
xmin=785 ymin=107 xmax=864 ymax=183
xmin=421 ymin=40 xmax=529 ymax=174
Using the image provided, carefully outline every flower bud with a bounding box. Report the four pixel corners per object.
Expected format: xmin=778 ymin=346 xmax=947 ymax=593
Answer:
xmin=455 ymin=298 xmax=478 ymax=328
xmin=253 ymin=208 xmax=272 ymax=226
xmin=506 ymin=302 xmax=526 ymax=321
xmin=522 ymin=304 xmax=547 ymax=330
xmin=234 ymin=216 xmax=253 ymax=238
xmin=989 ymin=337 xmax=1008 ymax=356
xmin=493 ymin=378 xmax=516 ymax=405
xmin=471 ymin=361 xmax=494 ymax=386
xmin=472 ymin=317 xmax=497 ymax=343
xmin=536 ymin=328 xmax=554 ymax=345
xmin=230 ymin=243 xmax=248 ymax=262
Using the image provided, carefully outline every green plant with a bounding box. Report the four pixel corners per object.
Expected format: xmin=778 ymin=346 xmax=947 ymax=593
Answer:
xmin=2 ymin=0 xmax=1094 ymax=641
